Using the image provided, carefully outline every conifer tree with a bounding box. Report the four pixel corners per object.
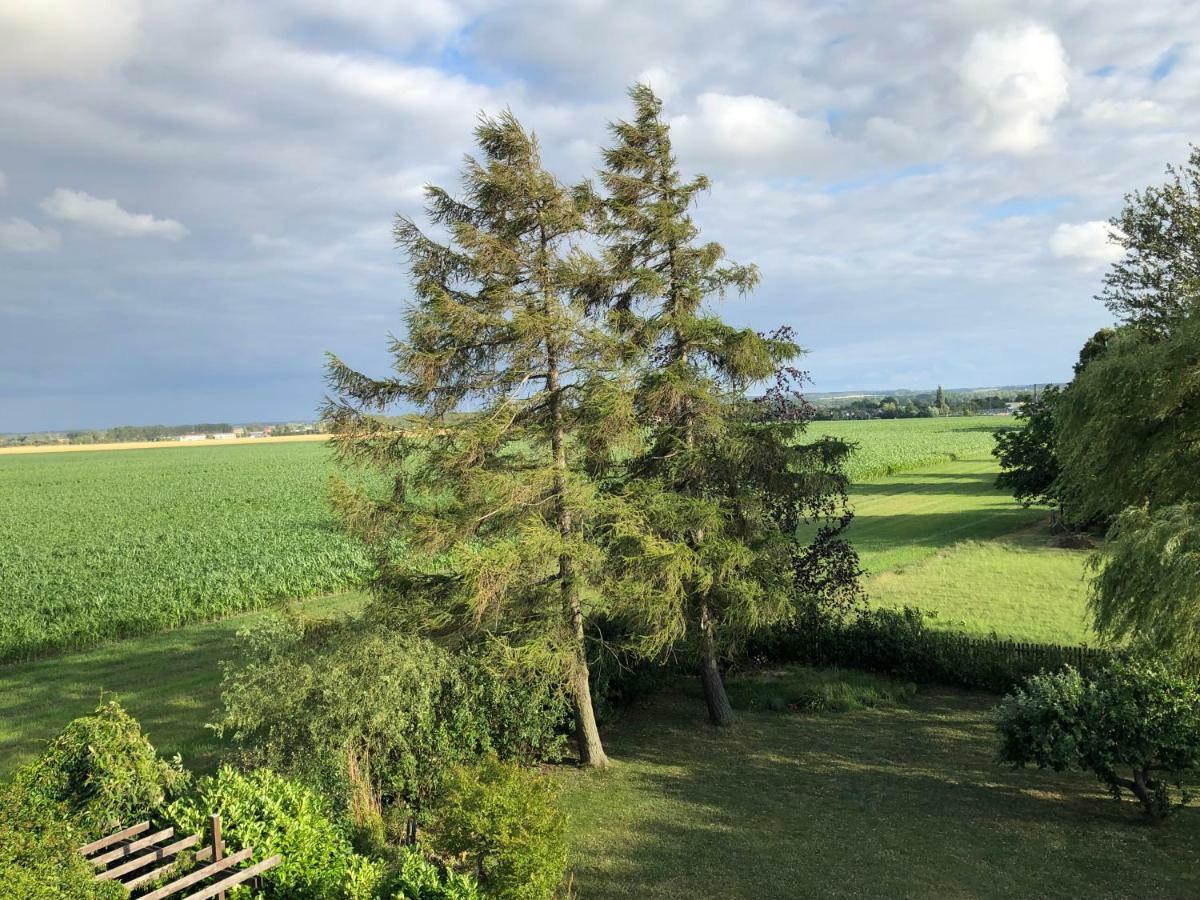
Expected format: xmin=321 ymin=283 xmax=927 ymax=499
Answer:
xmin=324 ymin=112 xmax=630 ymax=766
xmin=935 ymin=385 xmax=948 ymax=415
xmin=587 ymin=86 xmax=861 ymax=726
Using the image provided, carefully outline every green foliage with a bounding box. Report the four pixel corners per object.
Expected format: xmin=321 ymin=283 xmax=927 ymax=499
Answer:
xmin=752 ymin=606 xmax=1108 ymax=694
xmin=1089 ymin=504 xmax=1200 ymax=667
xmin=997 ymin=659 xmax=1200 ymax=817
xmin=722 ymin=666 xmax=917 ymax=714
xmin=168 ymin=766 xmax=369 ymax=899
xmin=430 ymin=756 xmax=568 ymax=900
xmin=216 ymin=613 xmax=566 ymax=824
xmin=0 ymin=443 xmax=373 ymax=661
xmin=1100 ymin=145 xmax=1200 ymax=336
xmin=390 ymin=847 xmax=484 ymax=899
xmin=0 ymin=776 xmax=127 ymax=899
xmin=992 ymin=387 xmax=1061 ymax=510
xmin=18 ymin=699 xmax=188 ymax=835
xmin=1054 ymin=318 xmax=1200 ymax=527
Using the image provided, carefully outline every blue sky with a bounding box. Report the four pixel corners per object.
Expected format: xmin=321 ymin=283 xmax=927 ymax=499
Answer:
xmin=1 ymin=1 xmax=1198 ymax=431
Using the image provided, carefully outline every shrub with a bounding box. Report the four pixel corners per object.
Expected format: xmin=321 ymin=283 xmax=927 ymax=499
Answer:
xmin=752 ymin=606 xmax=1108 ymax=694
xmin=0 ymin=775 xmax=126 ymax=900
xmin=722 ymin=666 xmax=917 ymax=714
xmin=390 ymin=847 xmax=484 ymax=900
xmin=997 ymin=659 xmax=1200 ymax=818
xmin=168 ymin=766 xmax=370 ymax=899
xmin=216 ymin=614 xmax=567 ymax=832
xmin=429 ymin=756 xmax=568 ymax=900
xmin=18 ymin=699 xmax=188 ymax=835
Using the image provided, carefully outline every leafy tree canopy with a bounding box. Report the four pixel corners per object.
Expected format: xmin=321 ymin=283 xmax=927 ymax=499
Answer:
xmin=1101 ymin=144 xmax=1200 ymax=337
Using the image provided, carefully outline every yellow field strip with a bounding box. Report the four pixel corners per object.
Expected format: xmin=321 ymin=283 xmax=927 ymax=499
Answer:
xmin=0 ymin=434 xmax=329 ymax=455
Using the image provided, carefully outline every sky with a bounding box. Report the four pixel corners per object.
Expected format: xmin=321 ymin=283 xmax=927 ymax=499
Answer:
xmin=2 ymin=1 xmax=1198 ymax=432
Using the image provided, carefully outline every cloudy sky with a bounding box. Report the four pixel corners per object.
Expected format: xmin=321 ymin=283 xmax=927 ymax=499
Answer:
xmin=2 ymin=1 xmax=1198 ymax=431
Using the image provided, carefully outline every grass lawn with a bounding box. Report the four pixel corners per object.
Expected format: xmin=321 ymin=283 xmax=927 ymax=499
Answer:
xmin=0 ymin=591 xmax=366 ymax=779
xmin=842 ymin=454 xmax=1095 ymax=645
xmin=867 ymin=528 xmax=1095 ymax=645
xmin=559 ymin=677 xmax=1200 ymax=899
xmin=844 ymin=457 xmax=1048 ymax=574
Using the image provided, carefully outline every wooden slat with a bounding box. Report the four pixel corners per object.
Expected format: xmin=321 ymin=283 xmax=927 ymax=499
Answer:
xmin=78 ymin=821 xmax=150 ymax=855
xmin=137 ymin=847 xmax=253 ymax=900
xmin=122 ymin=846 xmax=212 ymax=891
xmin=182 ymin=855 xmax=281 ymax=900
xmin=95 ymin=833 xmax=198 ymax=882
xmin=92 ymin=826 xmax=175 ymax=866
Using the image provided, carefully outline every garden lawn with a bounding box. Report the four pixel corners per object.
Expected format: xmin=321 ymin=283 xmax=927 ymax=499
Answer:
xmin=559 ymin=680 xmax=1200 ymax=899
xmin=0 ymin=592 xmax=366 ymax=779
xmin=867 ymin=528 xmax=1095 ymax=645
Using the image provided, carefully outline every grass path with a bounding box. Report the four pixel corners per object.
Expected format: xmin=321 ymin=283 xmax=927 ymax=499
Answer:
xmin=0 ymin=592 xmax=365 ymax=778
xmin=559 ymin=682 xmax=1200 ymax=898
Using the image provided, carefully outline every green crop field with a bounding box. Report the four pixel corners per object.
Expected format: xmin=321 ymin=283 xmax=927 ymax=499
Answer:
xmin=0 ymin=443 xmax=372 ymax=662
xmin=813 ymin=415 xmax=1007 ymax=481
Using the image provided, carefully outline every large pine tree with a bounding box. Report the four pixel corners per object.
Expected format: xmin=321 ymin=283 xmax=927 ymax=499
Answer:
xmin=587 ymin=86 xmax=861 ymax=726
xmin=324 ymin=112 xmax=631 ymax=766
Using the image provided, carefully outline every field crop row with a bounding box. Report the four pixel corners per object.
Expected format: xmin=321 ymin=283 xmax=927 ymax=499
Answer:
xmin=811 ymin=416 xmax=1009 ymax=481
xmin=0 ymin=443 xmax=373 ymax=662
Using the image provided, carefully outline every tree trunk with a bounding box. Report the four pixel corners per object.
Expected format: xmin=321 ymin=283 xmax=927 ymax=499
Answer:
xmin=548 ymin=337 xmax=608 ymax=768
xmin=698 ymin=604 xmax=735 ymax=727
xmin=1129 ymin=768 xmax=1164 ymax=818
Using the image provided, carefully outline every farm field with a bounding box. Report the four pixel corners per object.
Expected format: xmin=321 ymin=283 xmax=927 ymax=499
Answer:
xmin=0 ymin=442 xmax=373 ymax=661
xmin=814 ymin=415 xmax=1006 ymax=481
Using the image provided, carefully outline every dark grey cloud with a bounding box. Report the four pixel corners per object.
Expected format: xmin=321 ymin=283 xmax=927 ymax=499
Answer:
xmin=1 ymin=0 xmax=1198 ymax=430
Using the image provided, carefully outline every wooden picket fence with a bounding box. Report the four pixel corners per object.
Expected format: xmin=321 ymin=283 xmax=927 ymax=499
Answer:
xmin=79 ymin=814 xmax=279 ymax=899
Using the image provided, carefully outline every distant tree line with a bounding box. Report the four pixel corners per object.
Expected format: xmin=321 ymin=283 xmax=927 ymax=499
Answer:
xmin=810 ymin=388 xmax=1030 ymax=420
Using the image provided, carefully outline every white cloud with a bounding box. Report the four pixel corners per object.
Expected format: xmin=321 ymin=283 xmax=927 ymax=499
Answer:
xmin=1083 ymin=99 xmax=1169 ymax=127
xmin=40 ymin=189 xmax=188 ymax=240
xmin=1049 ymin=220 xmax=1123 ymax=266
xmin=0 ymin=218 xmax=61 ymax=252
xmin=671 ymin=93 xmax=834 ymax=169
xmin=961 ymin=24 xmax=1069 ymax=154
xmin=636 ymin=66 xmax=678 ymax=101
xmin=0 ymin=0 xmax=140 ymax=79
xmin=0 ymin=168 xmax=6 ymax=193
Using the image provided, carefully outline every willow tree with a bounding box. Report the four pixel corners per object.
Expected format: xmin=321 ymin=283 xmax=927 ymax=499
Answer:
xmin=324 ymin=112 xmax=631 ymax=766
xmin=586 ymin=86 xmax=861 ymax=726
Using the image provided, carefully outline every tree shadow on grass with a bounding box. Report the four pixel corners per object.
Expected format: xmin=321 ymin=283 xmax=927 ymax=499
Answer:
xmin=563 ymin=686 xmax=1200 ymax=899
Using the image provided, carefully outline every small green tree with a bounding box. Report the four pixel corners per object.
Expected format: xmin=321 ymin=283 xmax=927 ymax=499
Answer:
xmin=997 ymin=660 xmax=1200 ymax=818
xmin=325 ymin=112 xmax=632 ymax=765
xmin=992 ymin=385 xmax=1062 ymax=512
xmin=584 ymin=85 xmax=861 ymax=726
xmin=934 ymin=385 xmax=949 ymax=416
xmin=430 ymin=756 xmax=567 ymax=900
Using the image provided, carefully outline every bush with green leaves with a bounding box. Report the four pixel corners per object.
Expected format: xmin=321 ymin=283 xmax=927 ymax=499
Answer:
xmin=429 ymin=756 xmax=568 ymax=900
xmin=0 ymin=774 xmax=127 ymax=900
xmin=997 ymin=659 xmax=1200 ymax=818
xmin=390 ymin=847 xmax=484 ymax=900
xmin=216 ymin=612 xmax=567 ymax=832
xmin=168 ymin=765 xmax=376 ymax=899
xmin=17 ymin=699 xmax=188 ymax=835
xmin=751 ymin=606 xmax=1107 ymax=694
